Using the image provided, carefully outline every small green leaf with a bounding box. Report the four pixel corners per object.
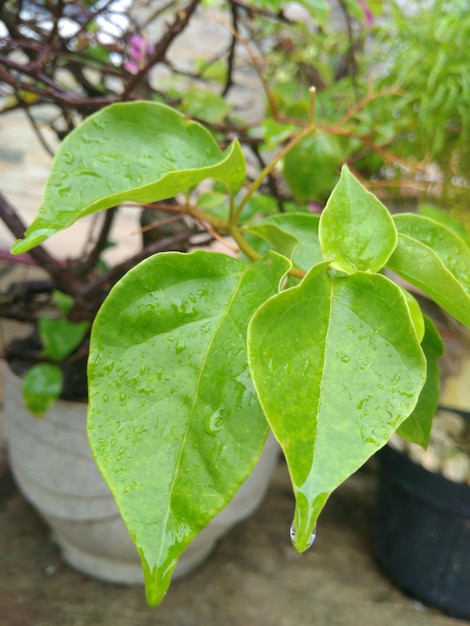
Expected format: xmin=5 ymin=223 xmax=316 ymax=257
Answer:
xmin=39 ymin=317 xmax=89 ymax=362
xmin=52 ymin=290 xmax=73 ymax=315
xmin=283 ymin=134 xmax=342 ymax=202
xmin=397 ymin=317 xmax=444 ymax=447
xmin=12 ymin=102 xmax=245 ymax=253
xmin=22 ymin=363 xmax=63 ymax=416
xmin=245 ymin=213 xmax=322 ymax=272
xmin=88 ymin=249 xmax=291 ymax=606
xmin=242 ymin=223 xmax=299 ymax=260
xmin=248 ymin=266 xmax=426 ymax=552
xmin=387 ymin=213 xmax=470 ymax=326
xmin=319 ymin=166 xmax=398 ymax=273
xmin=181 ymin=88 xmax=232 ymax=124
xmin=401 ymin=289 xmax=425 ymax=342
xmin=259 ymin=120 xmax=297 ymax=150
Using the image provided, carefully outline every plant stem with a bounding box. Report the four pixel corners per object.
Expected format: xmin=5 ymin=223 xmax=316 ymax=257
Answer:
xmin=231 ymin=88 xmax=317 ymax=226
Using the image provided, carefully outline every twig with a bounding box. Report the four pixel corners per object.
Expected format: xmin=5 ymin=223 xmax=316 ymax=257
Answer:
xmin=0 ymin=192 xmax=83 ymax=295
xmin=121 ymin=0 xmax=202 ymax=99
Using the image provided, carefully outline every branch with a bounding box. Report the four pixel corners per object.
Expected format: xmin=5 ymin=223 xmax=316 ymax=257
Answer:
xmin=121 ymin=0 xmax=203 ymax=99
xmin=71 ymin=229 xmax=196 ymax=319
xmin=0 ymin=192 xmax=83 ymax=295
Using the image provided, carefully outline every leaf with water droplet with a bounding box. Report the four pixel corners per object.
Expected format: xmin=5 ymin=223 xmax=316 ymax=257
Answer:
xmin=319 ymin=166 xmax=397 ymax=274
xmin=12 ymin=102 xmax=245 ymax=253
xmin=248 ymin=265 xmax=426 ymax=552
xmin=386 ymin=212 xmax=470 ymax=327
xmin=87 ymin=249 xmax=291 ymax=606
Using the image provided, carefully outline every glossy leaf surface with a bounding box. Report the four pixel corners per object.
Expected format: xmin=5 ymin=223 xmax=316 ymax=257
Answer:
xmin=87 ymin=250 xmax=291 ymax=606
xmin=387 ymin=213 xmax=470 ymax=326
xmin=248 ymin=265 xmax=426 ymax=551
xmin=319 ymin=166 xmax=397 ymax=273
xmin=12 ymin=102 xmax=245 ymax=253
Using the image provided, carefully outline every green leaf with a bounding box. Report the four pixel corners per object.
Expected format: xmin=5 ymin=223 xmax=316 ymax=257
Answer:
xmin=196 ymin=191 xmax=229 ymax=221
xmin=87 ymin=249 xmax=291 ymax=606
xmin=283 ymin=134 xmax=342 ymax=202
xmin=22 ymin=363 xmax=63 ymax=416
xmin=248 ymin=266 xmax=426 ymax=552
xmin=52 ymin=290 xmax=73 ymax=315
xmin=39 ymin=317 xmax=89 ymax=362
xmin=397 ymin=316 xmax=444 ymax=447
xmin=259 ymin=120 xmax=297 ymax=150
xmin=245 ymin=213 xmax=322 ymax=272
xmin=387 ymin=213 xmax=470 ymax=326
xmin=181 ymin=88 xmax=232 ymax=124
xmin=319 ymin=166 xmax=398 ymax=273
xmin=298 ymin=0 xmax=329 ymax=19
xmin=418 ymin=204 xmax=470 ymax=247
xmin=12 ymin=102 xmax=245 ymax=254
xmin=242 ymin=223 xmax=299 ymax=260
xmin=401 ymin=289 xmax=425 ymax=342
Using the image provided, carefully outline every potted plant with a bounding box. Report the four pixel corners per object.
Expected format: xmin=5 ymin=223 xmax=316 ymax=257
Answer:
xmin=3 ymin=0 xmax=470 ymax=613
xmin=0 ymin=0 xmax=387 ymax=588
xmin=372 ymin=286 xmax=470 ymax=620
xmin=6 ymin=93 xmax=470 ymax=609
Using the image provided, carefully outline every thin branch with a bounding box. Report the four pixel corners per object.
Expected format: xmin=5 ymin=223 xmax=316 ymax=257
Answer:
xmin=0 ymin=192 xmax=83 ymax=295
xmin=121 ymin=0 xmax=202 ymax=99
xmin=71 ymin=229 xmax=196 ymax=316
xmin=222 ymin=2 xmax=239 ymax=96
xmin=76 ymin=207 xmax=118 ymax=278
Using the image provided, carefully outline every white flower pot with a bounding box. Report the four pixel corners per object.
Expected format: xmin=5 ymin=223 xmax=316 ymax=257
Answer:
xmin=3 ymin=363 xmax=279 ymax=584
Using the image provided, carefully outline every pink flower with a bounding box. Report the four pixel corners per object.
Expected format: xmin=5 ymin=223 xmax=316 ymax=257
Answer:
xmin=357 ymin=0 xmax=373 ymax=26
xmin=124 ymin=33 xmax=154 ymax=73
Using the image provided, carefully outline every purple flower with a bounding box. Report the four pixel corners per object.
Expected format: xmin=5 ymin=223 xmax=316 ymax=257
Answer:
xmin=124 ymin=33 xmax=154 ymax=73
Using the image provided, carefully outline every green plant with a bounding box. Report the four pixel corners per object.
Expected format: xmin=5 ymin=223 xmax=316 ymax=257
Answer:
xmin=11 ymin=99 xmax=470 ymax=606
xmin=364 ymin=0 xmax=470 ymax=207
xmin=21 ymin=290 xmax=89 ymax=415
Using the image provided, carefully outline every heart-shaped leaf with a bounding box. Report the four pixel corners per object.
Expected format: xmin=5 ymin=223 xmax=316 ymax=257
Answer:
xmin=387 ymin=213 xmax=470 ymax=326
xmin=248 ymin=264 xmax=426 ymax=551
xmin=87 ymin=249 xmax=291 ymax=606
xmin=319 ymin=166 xmax=397 ymax=273
xmin=12 ymin=102 xmax=245 ymax=253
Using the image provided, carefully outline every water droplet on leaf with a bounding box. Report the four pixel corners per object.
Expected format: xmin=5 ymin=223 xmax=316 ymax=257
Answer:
xmin=290 ymin=521 xmax=316 ymax=548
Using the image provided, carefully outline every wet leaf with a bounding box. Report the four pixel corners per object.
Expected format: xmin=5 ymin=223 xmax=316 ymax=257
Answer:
xmin=248 ymin=264 xmax=426 ymax=551
xmin=397 ymin=316 xmax=444 ymax=447
xmin=319 ymin=166 xmax=397 ymax=273
xmin=12 ymin=102 xmax=245 ymax=253
xmin=87 ymin=249 xmax=291 ymax=606
xmin=387 ymin=213 xmax=470 ymax=326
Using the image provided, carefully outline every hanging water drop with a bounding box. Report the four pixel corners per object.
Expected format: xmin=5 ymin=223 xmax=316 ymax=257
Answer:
xmin=290 ymin=521 xmax=316 ymax=549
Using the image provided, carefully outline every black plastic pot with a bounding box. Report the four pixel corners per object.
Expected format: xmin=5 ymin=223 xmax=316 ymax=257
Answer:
xmin=374 ymin=440 xmax=470 ymax=620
